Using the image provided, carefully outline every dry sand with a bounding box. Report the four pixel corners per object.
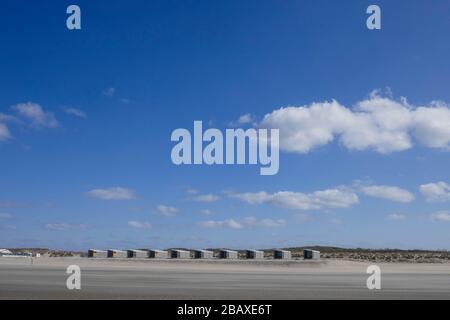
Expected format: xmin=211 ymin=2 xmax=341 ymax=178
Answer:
xmin=1 ymin=257 xmax=449 ymax=299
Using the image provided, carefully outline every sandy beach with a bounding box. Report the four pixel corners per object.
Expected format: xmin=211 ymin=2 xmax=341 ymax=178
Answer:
xmin=1 ymin=257 xmax=449 ymax=299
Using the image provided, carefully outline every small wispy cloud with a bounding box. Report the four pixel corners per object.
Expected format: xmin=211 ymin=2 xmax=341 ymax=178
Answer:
xmin=102 ymin=87 xmax=116 ymax=97
xmin=431 ymin=211 xmax=450 ymax=222
xmin=186 ymin=188 xmax=199 ymax=195
xmin=229 ymin=113 xmax=256 ymax=127
xmin=0 ymin=201 xmax=30 ymax=209
xmin=44 ymin=223 xmax=88 ymax=231
xmin=192 ymin=194 xmax=221 ymax=203
xmin=156 ymin=205 xmax=179 ymax=217
xmin=387 ymin=213 xmax=406 ymax=221
xmin=87 ymin=187 xmax=136 ymax=200
xmin=0 ymin=123 xmax=11 ymax=141
xmin=242 ymin=216 xmax=286 ymax=228
xmin=200 ymin=209 xmax=215 ymax=216
xmin=199 ymin=216 xmax=286 ymax=229
xmin=0 ymin=213 xmax=13 ymax=219
xmin=128 ymin=221 xmax=152 ymax=229
xmin=199 ymin=219 xmax=243 ymax=229
xmin=64 ymin=107 xmax=86 ymax=118
xmin=120 ymin=98 xmax=131 ymax=104
xmin=12 ymin=102 xmax=58 ymax=128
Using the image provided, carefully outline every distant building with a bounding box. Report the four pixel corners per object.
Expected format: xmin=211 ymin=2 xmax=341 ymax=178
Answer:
xmin=193 ymin=249 xmax=214 ymax=259
xmin=169 ymin=249 xmax=190 ymax=259
xmin=107 ymin=249 xmax=127 ymax=258
xmin=303 ymin=249 xmax=320 ymax=260
xmin=0 ymin=249 xmax=13 ymax=256
xmin=148 ymin=249 xmax=168 ymax=259
xmin=127 ymin=249 xmax=149 ymax=258
xmin=246 ymin=250 xmax=264 ymax=259
xmin=273 ymin=249 xmax=291 ymax=260
xmin=88 ymin=249 xmax=108 ymax=258
xmin=219 ymin=249 xmax=238 ymax=259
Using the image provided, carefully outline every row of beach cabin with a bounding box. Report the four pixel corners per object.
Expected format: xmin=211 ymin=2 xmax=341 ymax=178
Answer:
xmin=88 ymin=248 xmax=320 ymax=260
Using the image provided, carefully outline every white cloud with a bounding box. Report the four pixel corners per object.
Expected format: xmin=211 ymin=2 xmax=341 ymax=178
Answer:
xmin=200 ymin=209 xmax=215 ymax=215
xmin=199 ymin=219 xmax=243 ymax=229
xmin=242 ymin=216 xmax=286 ymax=228
xmin=0 ymin=113 xmax=17 ymax=122
xmin=230 ymin=187 xmax=359 ymax=210
xmin=156 ymin=205 xmax=179 ymax=217
xmin=238 ymin=113 xmax=253 ymax=124
xmin=259 ymin=93 xmax=450 ymax=154
xmin=229 ymin=113 xmax=255 ymax=127
xmin=413 ymin=102 xmax=450 ymax=149
xmin=87 ymin=187 xmax=136 ymax=200
xmin=186 ymin=188 xmax=199 ymax=195
xmin=360 ymin=185 xmax=414 ymax=203
xmin=12 ymin=102 xmax=58 ymax=128
xmin=199 ymin=216 xmax=285 ymax=229
xmin=431 ymin=211 xmax=450 ymax=222
xmin=0 ymin=213 xmax=13 ymax=219
xmin=120 ymin=98 xmax=131 ymax=104
xmin=128 ymin=221 xmax=152 ymax=229
xmin=64 ymin=107 xmax=86 ymax=118
xmin=192 ymin=194 xmax=221 ymax=203
xmin=45 ymin=223 xmax=87 ymax=231
xmin=103 ymin=87 xmax=116 ymax=97
xmin=0 ymin=123 xmax=11 ymax=141
xmin=387 ymin=213 xmax=406 ymax=221
xmin=420 ymin=182 xmax=450 ymax=203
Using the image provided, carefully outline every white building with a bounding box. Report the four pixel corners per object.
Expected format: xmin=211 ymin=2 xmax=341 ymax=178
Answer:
xmin=246 ymin=250 xmax=264 ymax=259
xmin=0 ymin=249 xmax=13 ymax=256
xmin=193 ymin=249 xmax=214 ymax=259
xmin=169 ymin=249 xmax=191 ymax=259
xmin=219 ymin=249 xmax=238 ymax=259
xmin=273 ymin=249 xmax=292 ymax=260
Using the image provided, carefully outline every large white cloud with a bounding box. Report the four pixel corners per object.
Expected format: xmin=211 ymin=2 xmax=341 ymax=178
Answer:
xmin=420 ymin=182 xmax=450 ymax=202
xmin=87 ymin=187 xmax=136 ymax=200
xmin=360 ymin=185 xmax=414 ymax=203
xmin=230 ymin=187 xmax=359 ymax=210
xmin=260 ymin=93 xmax=450 ymax=154
xmin=413 ymin=103 xmax=450 ymax=149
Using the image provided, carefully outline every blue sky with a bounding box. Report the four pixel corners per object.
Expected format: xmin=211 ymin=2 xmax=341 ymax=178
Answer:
xmin=1 ymin=1 xmax=450 ymax=250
